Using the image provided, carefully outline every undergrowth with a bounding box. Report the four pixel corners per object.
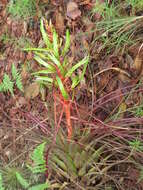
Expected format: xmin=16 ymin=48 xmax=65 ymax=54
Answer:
xmin=89 ymin=0 xmax=143 ymax=52
xmin=8 ymin=0 xmax=37 ymax=20
xmin=1 ymin=128 xmax=143 ymax=189
xmin=0 ymin=63 xmax=23 ymax=96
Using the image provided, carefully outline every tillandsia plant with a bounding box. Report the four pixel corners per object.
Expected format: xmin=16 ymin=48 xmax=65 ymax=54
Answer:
xmin=24 ymin=18 xmax=89 ymax=139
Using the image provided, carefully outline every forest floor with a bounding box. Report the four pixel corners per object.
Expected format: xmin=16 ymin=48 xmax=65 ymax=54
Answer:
xmin=0 ymin=0 xmax=143 ymax=190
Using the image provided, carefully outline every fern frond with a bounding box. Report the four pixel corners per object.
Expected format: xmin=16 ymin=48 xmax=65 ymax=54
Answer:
xmin=28 ymin=142 xmax=46 ymax=174
xmin=0 ymin=83 xmax=4 ymax=92
xmin=15 ymin=74 xmax=23 ymax=92
xmin=2 ymin=74 xmax=14 ymax=96
xmin=11 ymin=64 xmax=18 ymax=80
xmin=15 ymin=172 xmax=29 ymax=189
xmin=12 ymin=64 xmax=23 ymax=92
xmin=0 ymin=173 xmax=5 ymax=190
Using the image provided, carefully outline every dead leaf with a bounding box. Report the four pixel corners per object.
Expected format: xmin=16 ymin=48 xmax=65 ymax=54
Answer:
xmin=24 ymin=82 xmax=40 ymax=100
xmin=93 ymin=67 xmax=131 ymax=78
xmin=40 ymin=86 xmax=46 ymax=101
xmin=16 ymin=97 xmax=27 ymax=108
xmin=133 ymin=54 xmax=143 ymax=75
xmin=21 ymin=62 xmax=29 ymax=81
xmin=118 ymin=102 xmax=127 ymax=118
xmin=0 ymin=129 xmax=3 ymax=138
xmin=55 ymin=9 xmax=64 ymax=34
xmin=118 ymin=73 xmax=130 ymax=82
xmin=67 ymin=1 xmax=81 ymax=20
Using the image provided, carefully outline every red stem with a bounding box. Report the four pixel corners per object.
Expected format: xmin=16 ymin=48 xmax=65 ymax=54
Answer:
xmin=64 ymin=101 xmax=72 ymax=139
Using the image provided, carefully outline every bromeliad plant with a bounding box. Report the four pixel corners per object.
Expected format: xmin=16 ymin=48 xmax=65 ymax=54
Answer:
xmin=25 ymin=18 xmax=89 ymax=139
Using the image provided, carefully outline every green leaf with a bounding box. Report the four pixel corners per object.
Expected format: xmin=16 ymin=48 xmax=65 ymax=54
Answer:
xmin=34 ymin=55 xmax=55 ymax=71
xmin=56 ymin=76 xmax=69 ymax=100
xmin=16 ymin=74 xmax=23 ymax=92
xmin=28 ymin=183 xmax=51 ymax=190
xmin=11 ymin=64 xmax=23 ymax=92
xmin=3 ymin=74 xmax=14 ymax=96
xmin=32 ymin=70 xmax=54 ymax=75
xmin=71 ymin=56 xmax=89 ymax=89
xmin=47 ymin=53 xmax=64 ymax=75
xmin=52 ymin=155 xmax=67 ymax=171
xmin=24 ymin=48 xmax=51 ymax=52
xmin=0 ymin=83 xmax=4 ymax=92
xmin=50 ymin=161 xmax=69 ymax=178
xmin=62 ymin=29 xmax=70 ymax=56
xmin=66 ymin=56 xmax=89 ymax=78
xmin=11 ymin=64 xmax=18 ymax=80
xmin=15 ymin=172 xmax=29 ymax=189
xmin=35 ymin=76 xmax=53 ymax=83
xmin=30 ymin=142 xmax=47 ymax=174
xmin=78 ymin=146 xmax=103 ymax=177
xmin=71 ymin=76 xmax=79 ymax=89
xmin=34 ymin=52 xmax=50 ymax=60
xmin=53 ymin=29 xmax=59 ymax=58
xmin=65 ymin=153 xmax=77 ymax=176
xmin=40 ymin=19 xmax=52 ymax=49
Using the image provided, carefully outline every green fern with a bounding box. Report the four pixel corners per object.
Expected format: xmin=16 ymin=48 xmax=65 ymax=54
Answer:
xmin=8 ymin=0 xmax=37 ymax=20
xmin=2 ymin=74 xmax=14 ymax=96
xmin=12 ymin=64 xmax=23 ymax=91
xmin=12 ymin=63 xmax=18 ymax=80
xmin=0 ymin=83 xmax=4 ymax=92
xmin=0 ymin=168 xmax=53 ymax=190
xmin=15 ymin=172 xmax=51 ymax=190
xmin=27 ymin=142 xmax=46 ymax=174
xmin=15 ymin=74 xmax=23 ymax=91
xmin=0 ymin=63 xmax=23 ymax=96
xmin=15 ymin=172 xmax=29 ymax=189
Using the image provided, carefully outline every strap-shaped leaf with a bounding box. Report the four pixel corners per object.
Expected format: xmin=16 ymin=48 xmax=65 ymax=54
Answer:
xmin=34 ymin=55 xmax=55 ymax=71
xmin=52 ymin=155 xmax=67 ymax=171
xmin=71 ymin=76 xmax=79 ymax=89
xmin=48 ymin=53 xmax=64 ymax=75
xmin=24 ymin=48 xmax=51 ymax=52
xmin=32 ymin=69 xmax=54 ymax=75
xmin=34 ymin=52 xmax=51 ymax=61
xmin=71 ymin=56 xmax=89 ymax=89
xmin=56 ymin=76 xmax=69 ymax=100
xmin=62 ymin=29 xmax=70 ymax=56
xmin=66 ymin=56 xmax=89 ymax=78
xmin=35 ymin=76 xmax=53 ymax=83
xmin=40 ymin=19 xmax=52 ymax=49
xmin=62 ymin=57 xmax=68 ymax=68
xmin=53 ymin=29 xmax=59 ymax=58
